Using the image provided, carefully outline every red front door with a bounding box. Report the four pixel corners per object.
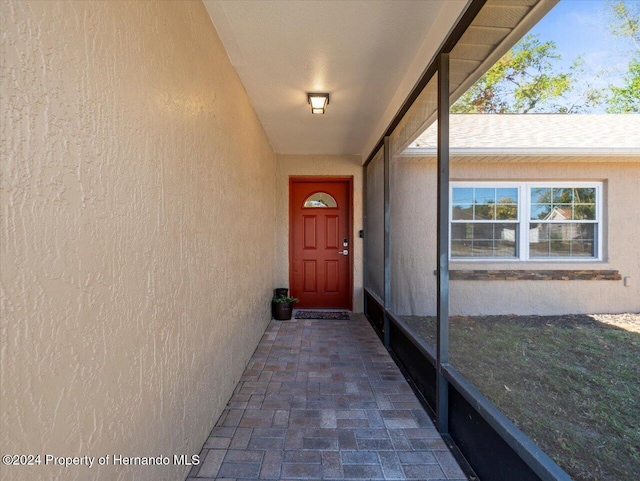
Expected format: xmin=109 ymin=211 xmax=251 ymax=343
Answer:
xmin=290 ymin=179 xmax=352 ymax=309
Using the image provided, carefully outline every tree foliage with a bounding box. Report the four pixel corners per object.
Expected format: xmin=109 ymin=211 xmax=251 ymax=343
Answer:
xmin=452 ymin=1 xmax=639 ymax=114
xmin=606 ymin=1 xmax=640 ymax=112
xmin=451 ymin=34 xmax=581 ymax=113
xmin=607 ymin=57 xmax=640 ymax=112
xmin=608 ymin=0 xmax=640 ymax=49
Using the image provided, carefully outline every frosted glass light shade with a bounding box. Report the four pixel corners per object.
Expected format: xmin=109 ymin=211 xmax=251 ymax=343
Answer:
xmin=307 ymin=93 xmax=329 ymax=114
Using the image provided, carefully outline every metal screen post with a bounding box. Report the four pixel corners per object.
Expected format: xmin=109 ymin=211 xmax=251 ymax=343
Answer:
xmin=436 ymin=53 xmax=450 ymax=434
xmin=363 ymin=160 xmax=368 ymax=317
xmin=383 ymin=136 xmax=391 ymax=348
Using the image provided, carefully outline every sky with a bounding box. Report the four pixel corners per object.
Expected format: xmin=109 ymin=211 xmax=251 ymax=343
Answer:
xmin=528 ymin=0 xmax=637 ymax=96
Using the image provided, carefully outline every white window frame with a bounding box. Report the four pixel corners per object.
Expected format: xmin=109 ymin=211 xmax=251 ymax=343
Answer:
xmin=450 ymin=181 xmax=603 ymax=262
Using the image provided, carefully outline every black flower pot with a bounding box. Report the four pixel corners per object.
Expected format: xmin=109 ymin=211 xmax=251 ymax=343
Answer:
xmin=272 ymin=301 xmax=293 ymax=320
xmin=274 ymin=288 xmax=288 ymax=297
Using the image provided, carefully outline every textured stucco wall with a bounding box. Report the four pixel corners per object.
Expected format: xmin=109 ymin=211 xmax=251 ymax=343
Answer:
xmin=389 ymin=160 xmax=438 ymax=315
xmin=389 ymin=160 xmax=640 ymax=316
xmin=364 ymin=152 xmax=385 ymax=302
xmin=275 ymin=155 xmax=364 ymax=312
xmin=1 ymin=1 xmax=276 ymax=480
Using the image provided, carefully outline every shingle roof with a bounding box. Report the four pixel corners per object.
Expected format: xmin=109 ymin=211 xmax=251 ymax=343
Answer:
xmin=408 ymin=114 xmax=640 ymax=155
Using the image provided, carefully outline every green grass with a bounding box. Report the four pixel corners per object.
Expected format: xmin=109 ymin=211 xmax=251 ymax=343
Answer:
xmin=404 ymin=314 xmax=640 ymax=481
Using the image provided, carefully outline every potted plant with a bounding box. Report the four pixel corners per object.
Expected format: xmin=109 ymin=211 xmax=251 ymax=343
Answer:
xmin=272 ymin=295 xmax=299 ymax=320
xmin=272 ymin=288 xmax=289 ymax=317
xmin=274 ymin=288 xmax=289 ymax=298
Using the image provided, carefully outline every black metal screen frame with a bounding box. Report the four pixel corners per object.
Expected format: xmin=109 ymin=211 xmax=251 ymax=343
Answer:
xmin=362 ymin=1 xmax=573 ymax=479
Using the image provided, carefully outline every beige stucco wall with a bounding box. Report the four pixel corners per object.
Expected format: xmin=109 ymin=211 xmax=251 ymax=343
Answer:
xmin=275 ymin=155 xmax=364 ymax=312
xmin=389 ymin=160 xmax=640 ymax=316
xmin=389 ymin=160 xmax=438 ymax=315
xmin=364 ymin=152 xmax=385 ymax=302
xmin=1 ymin=2 xmax=276 ymax=480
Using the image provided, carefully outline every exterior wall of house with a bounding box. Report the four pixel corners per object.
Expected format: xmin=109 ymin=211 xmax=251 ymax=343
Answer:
xmin=389 ymin=159 xmax=438 ymax=316
xmin=275 ymin=155 xmax=364 ymax=312
xmin=364 ymin=151 xmax=385 ymax=302
xmin=390 ymin=160 xmax=640 ymax=316
xmin=1 ymin=2 xmax=276 ymax=480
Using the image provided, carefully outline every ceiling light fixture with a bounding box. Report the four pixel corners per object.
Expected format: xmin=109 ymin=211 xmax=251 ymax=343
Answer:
xmin=307 ymin=93 xmax=330 ymax=114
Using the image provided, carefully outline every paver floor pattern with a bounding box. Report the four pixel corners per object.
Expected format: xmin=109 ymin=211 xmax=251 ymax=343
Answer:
xmin=186 ymin=314 xmax=466 ymax=480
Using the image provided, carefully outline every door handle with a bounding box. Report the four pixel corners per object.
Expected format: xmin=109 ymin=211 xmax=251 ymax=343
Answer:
xmin=338 ymin=250 xmax=349 ymax=255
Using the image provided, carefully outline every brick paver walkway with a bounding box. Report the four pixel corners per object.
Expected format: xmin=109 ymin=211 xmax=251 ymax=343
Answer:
xmin=186 ymin=314 xmax=466 ymax=480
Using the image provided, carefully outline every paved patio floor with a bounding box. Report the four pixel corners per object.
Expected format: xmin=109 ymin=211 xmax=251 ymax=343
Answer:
xmin=186 ymin=314 xmax=467 ymax=480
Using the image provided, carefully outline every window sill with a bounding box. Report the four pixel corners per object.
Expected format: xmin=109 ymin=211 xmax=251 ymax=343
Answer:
xmin=450 ymin=257 xmax=602 ymax=263
xmin=449 ymin=269 xmax=621 ymax=281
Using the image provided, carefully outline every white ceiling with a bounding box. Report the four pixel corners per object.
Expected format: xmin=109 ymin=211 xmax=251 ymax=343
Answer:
xmin=203 ymin=0 xmax=468 ymax=157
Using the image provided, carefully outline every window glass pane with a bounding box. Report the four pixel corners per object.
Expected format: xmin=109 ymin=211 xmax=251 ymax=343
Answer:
xmin=472 ymin=223 xmax=493 ymax=240
xmin=475 ymin=188 xmax=496 ymax=204
xmin=452 ymin=223 xmax=517 ymax=258
xmin=495 ymin=239 xmax=517 ymax=256
xmin=499 ymin=224 xmax=518 ymax=243
xmin=303 ymin=192 xmax=337 ymax=208
xmin=571 ymin=240 xmax=595 ymax=257
xmin=496 ymin=188 xmax=518 ymax=204
xmin=453 ymin=188 xmax=474 ymax=220
xmin=574 ymin=204 xmax=596 ymax=220
xmin=451 ymin=240 xmax=472 ymax=257
xmin=531 ymin=187 xmax=551 ymax=204
xmin=576 ymin=223 xmax=596 ymax=241
xmin=548 ymin=204 xmax=573 ymax=220
xmin=531 ymin=186 xmax=597 ymax=221
xmin=529 ymin=222 xmax=549 ymax=241
xmin=496 ymin=203 xmax=517 ymax=220
xmin=529 ymin=223 xmax=596 ymax=257
xmin=574 ymin=187 xmax=596 ymax=203
xmin=496 ymin=223 xmax=518 ymax=257
xmin=453 ymin=188 xmax=473 ymax=205
xmin=550 ymin=238 xmax=572 ymax=256
xmin=451 ymin=223 xmax=471 ymax=239
xmin=553 ymin=188 xmax=573 ymax=203
xmin=495 ymin=188 xmax=518 ymax=220
xmin=454 ymin=187 xmax=520 ymax=221
xmin=531 ymin=204 xmax=552 ymax=220
xmin=451 ymin=222 xmax=473 ymax=255
xmin=529 ymin=223 xmax=550 ymax=256
xmin=474 ymin=203 xmax=495 ymax=220
xmin=452 ymin=205 xmax=473 ymax=220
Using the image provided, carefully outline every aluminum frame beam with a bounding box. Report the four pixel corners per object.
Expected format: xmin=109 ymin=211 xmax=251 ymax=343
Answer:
xmin=436 ymin=52 xmax=451 ymax=434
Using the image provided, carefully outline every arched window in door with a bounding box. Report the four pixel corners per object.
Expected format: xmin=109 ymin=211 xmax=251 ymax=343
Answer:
xmin=303 ymin=192 xmax=338 ymax=208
